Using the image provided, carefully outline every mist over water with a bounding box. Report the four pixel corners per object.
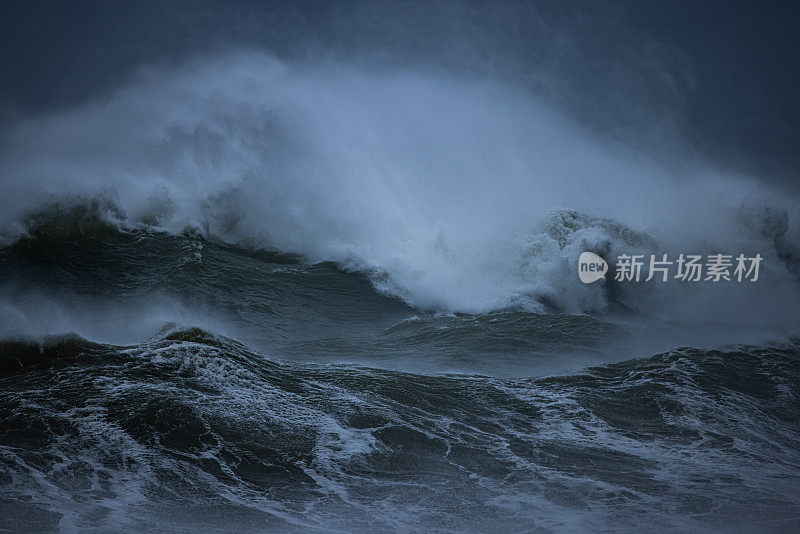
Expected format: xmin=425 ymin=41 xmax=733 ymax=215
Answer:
xmin=1 ymin=51 xmax=798 ymax=340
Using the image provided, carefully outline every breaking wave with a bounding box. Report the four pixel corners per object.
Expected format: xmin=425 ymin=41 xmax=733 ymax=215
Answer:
xmin=0 ymin=51 xmax=798 ymax=328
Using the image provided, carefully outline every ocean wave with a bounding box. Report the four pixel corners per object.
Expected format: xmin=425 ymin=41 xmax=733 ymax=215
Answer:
xmin=3 ymin=195 xmax=798 ymax=323
xmin=0 ymin=51 xmax=798 ymax=321
xmin=1 ymin=328 xmax=798 ymax=532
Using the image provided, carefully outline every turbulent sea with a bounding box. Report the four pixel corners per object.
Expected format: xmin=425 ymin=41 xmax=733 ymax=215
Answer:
xmin=1 ymin=51 xmax=800 ymax=533
xmin=1 ymin=211 xmax=799 ymax=533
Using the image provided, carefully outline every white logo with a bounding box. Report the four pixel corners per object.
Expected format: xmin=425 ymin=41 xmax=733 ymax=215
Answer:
xmin=578 ymin=251 xmax=762 ymax=283
xmin=612 ymin=253 xmax=762 ymax=282
xmin=578 ymin=252 xmax=608 ymax=283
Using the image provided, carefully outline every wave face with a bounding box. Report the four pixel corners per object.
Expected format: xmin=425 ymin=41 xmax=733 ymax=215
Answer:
xmin=0 ymin=220 xmax=638 ymax=376
xmin=1 ymin=329 xmax=799 ymax=533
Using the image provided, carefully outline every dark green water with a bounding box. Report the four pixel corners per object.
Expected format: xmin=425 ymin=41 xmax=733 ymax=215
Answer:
xmin=1 ymin=221 xmax=799 ymax=532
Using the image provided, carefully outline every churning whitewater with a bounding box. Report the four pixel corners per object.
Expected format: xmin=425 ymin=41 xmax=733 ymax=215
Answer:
xmin=1 ymin=46 xmax=799 ymax=533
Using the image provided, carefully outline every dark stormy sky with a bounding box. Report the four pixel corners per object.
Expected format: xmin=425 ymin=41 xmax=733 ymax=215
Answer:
xmin=1 ymin=0 xmax=798 ymax=190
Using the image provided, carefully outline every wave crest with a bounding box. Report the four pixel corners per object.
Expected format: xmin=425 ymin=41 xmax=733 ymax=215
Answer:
xmin=0 ymin=51 xmax=797 ymax=323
